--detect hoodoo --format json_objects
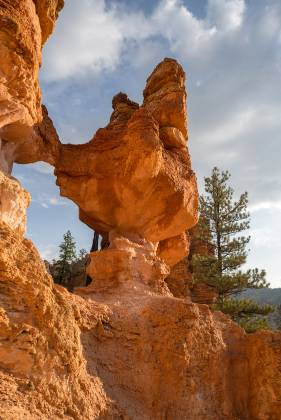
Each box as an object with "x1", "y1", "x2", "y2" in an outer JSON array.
[
  {"x1": 55, "y1": 57, "x2": 198, "y2": 290},
  {"x1": 0, "y1": 1, "x2": 281, "y2": 419}
]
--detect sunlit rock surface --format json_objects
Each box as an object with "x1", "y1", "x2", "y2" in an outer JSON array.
[
  {"x1": 55, "y1": 59, "x2": 198, "y2": 249},
  {"x1": 1, "y1": 223, "x2": 281, "y2": 419},
  {"x1": 0, "y1": 172, "x2": 30, "y2": 235},
  {"x1": 0, "y1": 2, "x2": 281, "y2": 419},
  {"x1": 0, "y1": 0, "x2": 62, "y2": 173}
]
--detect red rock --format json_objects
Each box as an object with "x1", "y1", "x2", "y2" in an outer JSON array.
[
  {"x1": 0, "y1": 3, "x2": 281, "y2": 419},
  {"x1": 0, "y1": 0, "x2": 62, "y2": 174},
  {"x1": 0, "y1": 172, "x2": 30, "y2": 235},
  {"x1": 164, "y1": 256, "x2": 193, "y2": 299},
  {"x1": 143, "y1": 58, "x2": 187, "y2": 138},
  {"x1": 191, "y1": 283, "x2": 218, "y2": 304},
  {"x1": 166, "y1": 222, "x2": 217, "y2": 302},
  {"x1": 1, "y1": 224, "x2": 281, "y2": 419},
  {"x1": 55, "y1": 59, "x2": 198, "y2": 249},
  {"x1": 84, "y1": 231, "x2": 171, "y2": 295},
  {"x1": 157, "y1": 231, "x2": 190, "y2": 267},
  {"x1": 160, "y1": 126, "x2": 187, "y2": 149}
]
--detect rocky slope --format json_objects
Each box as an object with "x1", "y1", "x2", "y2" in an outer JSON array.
[
  {"x1": 1, "y1": 223, "x2": 281, "y2": 419},
  {"x1": 0, "y1": 1, "x2": 281, "y2": 419}
]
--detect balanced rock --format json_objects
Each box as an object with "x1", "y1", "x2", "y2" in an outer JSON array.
[{"x1": 55, "y1": 59, "x2": 198, "y2": 273}]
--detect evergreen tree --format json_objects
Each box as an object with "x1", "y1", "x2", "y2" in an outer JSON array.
[
  {"x1": 213, "y1": 298, "x2": 274, "y2": 333},
  {"x1": 192, "y1": 167, "x2": 273, "y2": 331},
  {"x1": 55, "y1": 230, "x2": 77, "y2": 284},
  {"x1": 79, "y1": 248, "x2": 87, "y2": 260}
]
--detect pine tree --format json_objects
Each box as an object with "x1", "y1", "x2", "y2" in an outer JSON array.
[
  {"x1": 192, "y1": 167, "x2": 273, "y2": 331},
  {"x1": 79, "y1": 248, "x2": 87, "y2": 259},
  {"x1": 213, "y1": 298, "x2": 274, "y2": 333},
  {"x1": 55, "y1": 230, "x2": 77, "y2": 285}
]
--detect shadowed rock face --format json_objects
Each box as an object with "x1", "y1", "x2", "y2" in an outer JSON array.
[{"x1": 55, "y1": 59, "x2": 198, "y2": 246}]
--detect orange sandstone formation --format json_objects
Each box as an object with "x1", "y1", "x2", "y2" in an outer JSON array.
[
  {"x1": 165, "y1": 223, "x2": 218, "y2": 303},
  {"x1": 0, "y1": 2, "x2": 281, "y2": 419},
  {"x1": 0, "y1": 171, "x2": 30, "y2": 235},
  {"x1": 0, "y1": 0, "x2": 61, "y2": 174},
  {"x1": 55, "y1": 58, "x2": 198, "y2": 288},
  {"x1": 55, "y1": 59, "x2": 198, "y2": 250},
  {"x1": 1, "y1": 223, "x2": 281, "y2": 419}
]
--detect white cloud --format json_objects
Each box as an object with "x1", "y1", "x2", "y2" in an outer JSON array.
[
  {"x1": 250, "y1": 227, "x2": 276, "y2": 248},
  {"x1": 249, "y1": 201, "x2": 281, "y2": 213},
  {"x1": 151, "y1": 0, "x2": 217, "y2": 58},
  {"x1": 41, "y1": 0, "x2": 153, "y2": 82},
  {"x1": 39, "y1": 244, "x2": 58, "y2": 261},
  {"x1": 31, "y1": 162, "x2": 54, "y2": 175},
  {"x1": 206, "y1": 0, "x2": 245, "y2": 31},
  {"x1": 42, "y1": 0, "x2": 249, "y2": 81},
  {"x1": 247, "y1": 207, "x2": 281, "y2": 288},
  {"x1": 196, "y1": 107, "x2": 256, "y2": 145},
  {"x1": 257, "y1": 4, "x2": 281, "y2": 39},
  {"x1": 42, "y1": 0, "x2": 122, "y2": 80},
  {"x1": 193, "y1": 103, "x2": 281, "y2": 156}
]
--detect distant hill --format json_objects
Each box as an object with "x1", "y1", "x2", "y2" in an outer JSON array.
[
  {"x1": 238, "y1": 288, "x2": 281, "y2": 330},
  {"x1": 239, "y1": 288, "x2": 281, "y2": 305}
]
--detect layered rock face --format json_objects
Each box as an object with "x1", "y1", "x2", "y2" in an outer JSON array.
[
  {"x1": 1, "y1": 2, "x2": 281, "y2": 419},
  {"x1": 0, "y1": 0, "x2": 61, "y2": 173}
]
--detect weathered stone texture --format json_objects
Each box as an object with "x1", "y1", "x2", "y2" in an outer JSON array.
[
  {"x1": 0, "y1": 0, "x2": 62, "y2": 173},
  {"x1": 55, "y1": 59, "x2": 198, "y2": 249},
  {"x1": 166, "y1": 222, "x2": 218, "y2": 302},
  {"x1": 1, "y1": 224, "x2": 281, "y2": 419},
  {"x1": 0, "y1": 2, "x2": 281, "y2": 419},
  {"x1": 0, "y1": 171, "x2": 30, "y2": 235}
]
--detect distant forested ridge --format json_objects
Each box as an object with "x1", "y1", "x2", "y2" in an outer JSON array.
[
  {"x1": 240, "y1": 288, "x2": 281, "y2": 305},
  {"x1": 239, "y1": 288, "x2": 281, "y2": 329}
]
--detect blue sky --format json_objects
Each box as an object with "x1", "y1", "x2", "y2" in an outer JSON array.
[{"x1": 14, "y1": 0, "x2": 281, "y2": 287}]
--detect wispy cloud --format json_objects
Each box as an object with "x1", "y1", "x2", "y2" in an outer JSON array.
[
  {"x1": 41, "y1": 0, "x2": 154, "y2": 82},
  {"x1": 30, "y1": 162, "x2": 54, "y2": 175},
  {"x1": 249, "y1": 201, "x2": 281, "y2": 213},
  {"x1": 33, "y1": 193, "x2": 69, "y2": 209},
  {"x1": 39, "y1": 244, "x2": 58, "y2": 261},
  {"x1": 41, "y1": 0, "x2": 249, "y2": 82},
  {"x1": 207, "y1": 0, "x2": 245, "y2": 31}
]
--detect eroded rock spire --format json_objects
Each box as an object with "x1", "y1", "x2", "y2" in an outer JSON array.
[{"x1": 55, "y1": 58, "x2": 198, "y2": 289}]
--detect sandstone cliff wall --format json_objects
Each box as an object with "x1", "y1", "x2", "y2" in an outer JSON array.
[{"x1": 0, "y1": 0, "x2": 61, "y2": 174}]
